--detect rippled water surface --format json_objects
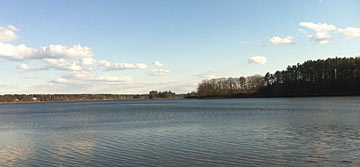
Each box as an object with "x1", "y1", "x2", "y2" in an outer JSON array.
[{"x1": 1, "y1": 97, "x2": 360, "y2": 166}]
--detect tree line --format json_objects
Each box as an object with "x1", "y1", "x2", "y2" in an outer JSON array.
[
  {"x1": 188, "y1": 75, "x2": 264, "y2": 97},
  {"x1": 149, "y1": 91, "x2": 176, "y2": 99},
  {"x1": 0, "y1": 91, "x2": 178, "y2": 103},
  {"x1": 188, "y1": 57, "x2": 360, "y2": 98},
  {"x1": 0, "y1": 94, "x2": 148, "y2": 103}
]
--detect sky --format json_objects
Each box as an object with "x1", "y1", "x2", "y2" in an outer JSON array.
[{"x1": 0, "y1": 0, "x2": 359, "y2": 94}]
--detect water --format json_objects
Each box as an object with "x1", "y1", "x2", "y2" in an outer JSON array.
[{"x1": 0, "y1": 97, "x2": 360, "y2": 166}]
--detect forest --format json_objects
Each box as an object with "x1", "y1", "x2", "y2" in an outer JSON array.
[{"x1": 187, "y1": 57, "x2": 360, "y2": 98}]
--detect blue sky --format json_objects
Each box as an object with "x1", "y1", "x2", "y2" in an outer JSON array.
[{"x1": 0, "y1": 0, "x2": 359, "y2": 94}]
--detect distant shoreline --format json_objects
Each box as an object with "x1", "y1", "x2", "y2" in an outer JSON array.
[
  {"x1": 0, "y1": 98, "x2": 131, "y2": 104},
  {"x1": 1, "y1": 93, "x2": 359, "y2": 104},
  {"x1": 0, "y1": 94, "x2": 185, "y2": 104}
]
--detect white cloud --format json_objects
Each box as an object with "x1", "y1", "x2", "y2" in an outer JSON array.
[
  {"x1": 0, "y1": 26, "x2": 93, "y2": 61},
  {"x1": 0, "y1": 24, "x2": 164, "y2": 95},
  {"x1": 97, "y1": 60, "x2": 112, "y2": 68},
  {"x1": 300, "y1": 22, "x2": 336, "y2": 33},
  {"x1": 38, "y1": 44, "x2": 93, "y2": 59},
  {"x1": 299, "y1": 22, "x2": 336, "y2": 44},
  {"x1": 94, "y1": 76, "x2": 133, "y2": 83},
  {"x1": 153, "y1": 61, "x2": 164, "y2": 67},
  {"x1": 81, "y1": 57, "x2": 97, "y2": 65},
  {"x1": 149, "y1": 69, "x2": 171, "y2": 76},
  {"x1": 52, "y1": 72, "x2": 133, "y2": 85},
  {"x1": 338, "y1": 27, "x2": 360, "y2": 39},
  {"x1": 53, "y1": 78, "x2": 70, "y2": 84},
  {"x1": 0, "y1": 43, "x2": 36, "y2": 60},
  {"x1": 0, "y1": 24, "x2": 147, "y2": 74},
  {"x1": 0, "y1": 43, "x2": 93, "y2": 60},
  {"x1": 0, "y1": 41, "x2": 147, "y2": 72},
  {"x1": 17, "y1": 63, "x2": 47, "y2": 71},
  {"x1": 18, "y1": 57, "x2": 146, "y2": 73},
  {"x1": 269, "y1": 36, "x2": 294, "y2": 45},
  {"x1": 197, "y1": 70, "x2": 220, "y2": 79},
  {"x1": 0, "y1": 25, "x2": 18, "y2": 42},
  {"x1": 0, "y1": 25, "x2": 92, "y2": 61},
  {"x1": 99, "y1": 61, "x2": 147, "y2": 71},
  {"x1": 44, "y1": 58, "x2": 94, "y2": 71},
  {"x1": 10, "y1": 53, "x2": 146, "y2": 72},
  {"x1": 114, "y1": 63, "x2": 147, "y2": 70},
  {"x1": 248, "y1": 56, "x2": 267, "y2": 64}
]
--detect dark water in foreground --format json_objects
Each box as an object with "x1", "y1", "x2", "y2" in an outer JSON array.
[{"x1": 0, "y1": 97, "x2": 360, "y2": 167}]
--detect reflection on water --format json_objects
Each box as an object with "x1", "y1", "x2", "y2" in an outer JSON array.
[
  {"x1": 0, "y1": 97, "x2": 360, "y2": 166},
  {"x1": 35, "y1": 131, "x2": 96, "y2": 166},
  {"x1": 0, "y1": 132, "x2": 35, "y2": 166}
]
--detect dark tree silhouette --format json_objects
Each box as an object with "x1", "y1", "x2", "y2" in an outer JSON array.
[
  {"x1": 189, "y1": 57, "x2": 360, "y2": 98},
  {"x1": 259, "y1": 57, "x2": 360, "y2": 96},
  {"x1": 149, "y1": 91, "x2": 176, "y2": 99}
]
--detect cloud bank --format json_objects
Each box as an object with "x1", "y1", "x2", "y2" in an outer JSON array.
[
  {"x1": 0, "y1": 25, "x2": 150, "y2": 74},
  {"x1": 0, "y1": 24, "x2": 168, "y2": 94}
]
